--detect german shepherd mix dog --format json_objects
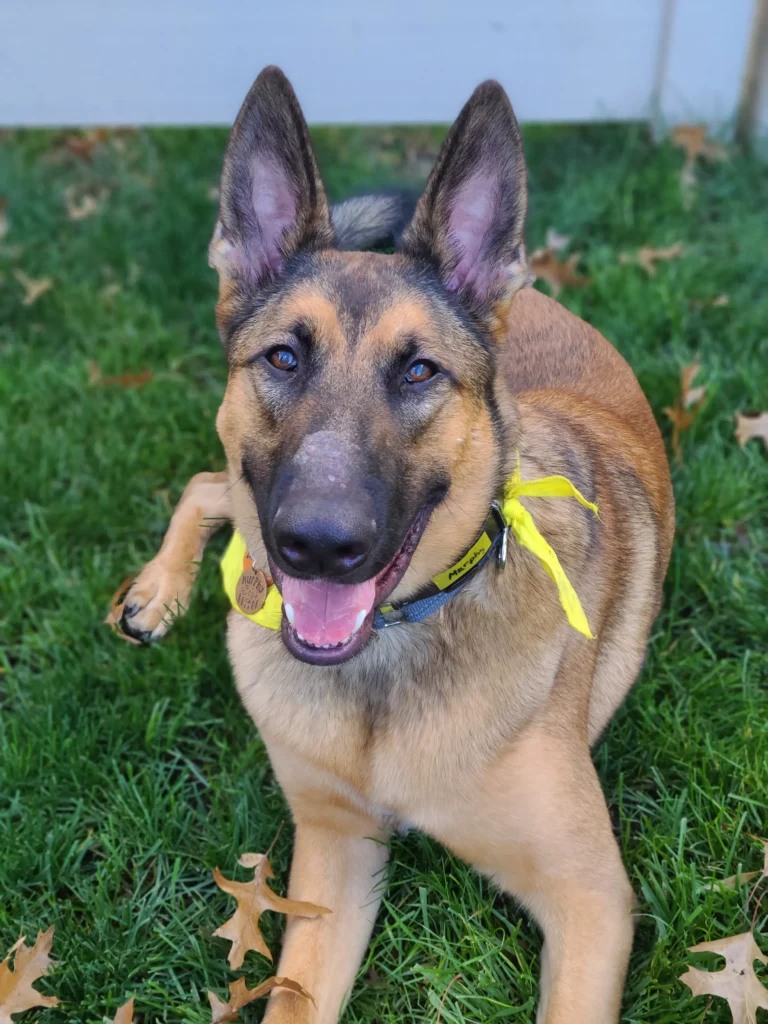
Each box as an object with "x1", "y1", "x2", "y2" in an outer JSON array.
[{"x1": 121, "y1": 67, "x2": 674, "y2": 1023}]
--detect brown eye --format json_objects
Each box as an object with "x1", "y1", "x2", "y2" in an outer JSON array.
[
  {"x1": 267, "y1": 346, "x2": 298, "y2": 372},
  {"x1": 404, "y1": 360, "x2": 437, "y2": 384}
]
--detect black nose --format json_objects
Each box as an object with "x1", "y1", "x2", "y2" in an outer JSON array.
[{"x1": 273, "y1": 499, "x2": 375, "y2": 578}]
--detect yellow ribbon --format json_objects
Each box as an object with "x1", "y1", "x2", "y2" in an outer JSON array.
[
  {"x1": 221, "y1": 455, "x2": 598, "y2": 638},
  {"x1": 500, "y1": 457, "x2": 598, "y2": 638}
]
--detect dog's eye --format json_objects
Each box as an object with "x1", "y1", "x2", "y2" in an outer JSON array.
[
  {"x1": 266, "y1": 346, "x2": 298, "y2": 372},
  {"x1": 404, "y1": 360, "x2": 437, "y2": 384}
]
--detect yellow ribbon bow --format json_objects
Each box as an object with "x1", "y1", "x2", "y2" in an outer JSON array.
[
  {"x1": 221, "y1": 456, "x2": 598, "y2": 638},
  {"x1": 500, "y1": 456, "x2": 598, "y2": 638}
]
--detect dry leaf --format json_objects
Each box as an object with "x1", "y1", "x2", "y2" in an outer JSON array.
[
  {"x1": 207, "y1": 185, "x2": 220, "y2": 201},
  {"x1": 0, "y1": 197, "x2": 8, "y2": 240},
  {"x1": 663, "y1": 361, "x2": 708, "y2": 461},
  {"x1": 680, "y1": 931, "x2": 768, "y2": 1024},
  {"x1": 88, "y1": 360, "x2": 153, "y2": 388},
  {"x1": 735, "y1": 413, "x2": 768, "y2": 451},
  {"x1": 672, "y1": 124, "x2": 728, "y2": 163},
  {"x1": 105, "y1": 574, "x2": 141, "y2": 645},
  {"x1": 530, "y1": 248, "x2": 589, "y2": 296},
  {"x1": 13, "y1": 269, "x2": 53, "y2": 306},
  {"x1": 100, "y1": 282, "x2": 122, "y2": 300},
  {"x1": 64, "y1": 128, "x2": 110, "y2": 160},
  {"x1": 620, "y1": 243, "x2": 684, "y2": 276},
  {"x1": 65, "y1": 190, "x2": 100, "y2": 221},
  {"x1": 111, "y1": 996, "x2": 135, "y2": 1023},
  {"x1": 208, "y1": 976, "x2": 314, "y2": 1024},
  {"x1": 213, "y1": 853, "x2": 331, "y2": 969},
  {"x1": 713, "y1": 870, "x2": 762, "y2": 891},
  {"x1": 0, "y1": 927, "x2": 60, "y2": 1024}
]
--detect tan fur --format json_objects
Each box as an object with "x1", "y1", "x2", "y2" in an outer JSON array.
[{"x1": 125, "y1": 282, "x2": 673, "y2": 1024}]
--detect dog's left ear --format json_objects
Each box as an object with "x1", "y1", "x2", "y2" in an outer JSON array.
[
  {"x1": 210, "y1": 66, "x2": 333, "y2": 289},
  {"x1": 401, "y1": 81, "x2": 529, "y2": 322}
]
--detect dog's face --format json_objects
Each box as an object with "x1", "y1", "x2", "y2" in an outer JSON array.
[{"x1": 212, "y1": 68, "x2": 528, "y2": 665}]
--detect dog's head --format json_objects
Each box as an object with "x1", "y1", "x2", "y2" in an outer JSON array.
[{"x1": 213, "y1": 67, "x2": 528, "y2": 665}]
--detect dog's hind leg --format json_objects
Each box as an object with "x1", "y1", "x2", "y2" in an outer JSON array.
[
  {"x1": 440, "y1": 721, "x2": 634, "y2": 1024},
  {"x1": 121, "y1": 470, "x2": 231, "y2": 641},
  {"x1": 262, "y1": 748, "x2": 390, "y2": 1024}
]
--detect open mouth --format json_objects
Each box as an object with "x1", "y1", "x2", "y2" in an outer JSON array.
[{"x1": 270, "y1": 505, "x2": 433, "y2": 666}]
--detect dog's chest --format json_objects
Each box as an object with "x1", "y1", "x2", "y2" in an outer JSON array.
[{"x1": 227, "y1": 610, "x2": 558, "y2": 826}]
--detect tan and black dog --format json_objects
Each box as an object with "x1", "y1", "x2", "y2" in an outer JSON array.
[{"x1": 120, "y1": 67, "x2": 674, "y2": 1023}]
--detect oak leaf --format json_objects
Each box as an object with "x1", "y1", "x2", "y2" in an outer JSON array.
[
  {"x1": 208, "y1": 976, "x2": 314, "y2": 1024},
  {"x1": 530, "y1": 247, "x2": 589, "y2": 296},
  {"x1": 735, "y1": 413, "x2": 768, "y2": 451},
  {"x1": 680, "y1": 931, "x2": 768, "y2": 1024},
  {"x1": 672, "y1": 124, "x2": 728, "y2": 163},
  {"x1": 64, "y1": 128, "x2": 110, "y2": 160},
  {"x1": 0, "y1": 927, "x2": 60, "y2": 1024},
  {"x1": 213, "y1": 853, "x2": 331, "y2": 969},
  {"x1": 663, "y1": 361, "x2": 707, "y2": 461},
  {"x1": 620, "y1": 243, "x2": 684, "y2": 275},
  {"x1": 111, "y1": 996, "x2": 135, "y2": 1023},
  {"x1": 88, "y1": 360, "x2": 153, "y2": 388},
  {"x1": 13, "y1": 269, "x2": 53, "y2": 306}
]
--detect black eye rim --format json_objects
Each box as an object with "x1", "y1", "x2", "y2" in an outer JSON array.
[{"x1": 403, "y1": 358, "x2": 440, "y2": 385}]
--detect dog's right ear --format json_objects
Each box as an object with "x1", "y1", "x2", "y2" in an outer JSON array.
[{"x1": 210, "y1": 66, "x2": 333, "y2": 289}]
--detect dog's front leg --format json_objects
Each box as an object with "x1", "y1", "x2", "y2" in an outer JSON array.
[
  {"x1": 121, "y1": 470, "x2": 231, "y2": 640},
  {"x1": 263, "y1": 750, "x2": 390, "y2": 1024},
  {"x1": 442, "y1": 721, "x2": 634, "y2": 1024}
]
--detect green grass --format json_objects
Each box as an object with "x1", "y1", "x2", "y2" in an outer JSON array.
[{"x1": 1, "y1": 121, "x2": 767, "y2": 1024}]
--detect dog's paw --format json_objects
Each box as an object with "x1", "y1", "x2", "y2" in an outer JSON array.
[{"x1": 120, "y1": 558, "x2": 197, "y2": 642}]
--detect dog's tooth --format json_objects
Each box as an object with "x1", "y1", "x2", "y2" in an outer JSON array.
[
  {"x1": 321, "y1": 644, "x2": 330, "y2": 649},
  {"x1": 297, "y1": 632, "x2": 306, "y2": 642},
  {"x1": 284, "y1": 603, "x2": 295, "y2": 626},
  {"x1": 354, "y1": 609, "x2": 367, "y2": 632}
]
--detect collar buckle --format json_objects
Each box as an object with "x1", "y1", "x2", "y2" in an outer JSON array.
[{"x1": 490, "y1": 501, "x2": 509, "y2": 569}]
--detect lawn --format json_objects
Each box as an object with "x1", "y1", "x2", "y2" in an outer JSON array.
[{"x1": 0, "y1": 119, "x2": 767, "y2": 1024}]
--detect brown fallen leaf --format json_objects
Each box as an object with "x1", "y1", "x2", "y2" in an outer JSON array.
[
  {"x1": 88, "y1": 360, "x2": 153, "y2": 388},
  {"x1": 111, "y1": 996, "x2": 135, "y2": 1023},
  {"x1": 105, "y1": 574, "x2": 141, "y2": 645},
  {"x1": 208, "y1": 976, "x2": 314, "y2": 1024},
  {"x1": 213, "y1": 853, "x2": 331, "y2": 969},
  {"x1": 100, "y1": 282, "x2": 123, "y2": 300},
  {"x1": 0, "y1": 927, "x2": 60, "y2": 1024},
  {"x1": 13, "y1": 269, "x2": 53, "y2": 306},
  {"x1": 663, "y1": 361, "x2": 708, "y2": 461},
  {"x1": 680, "y1": 931, "x2": 768, "y2": 1024},
  {"x1": 735, "y1": 413, "x2": 768, "y2": 451},
  {"x1": 672, "y1": 125, "x2": 728, "y2": 206},
  {"x1": 64, "y1": 128, "x2": 110, "y2": 160},
  {"x1": 529, "y1": 248, "x2": 589, "y2": 296},
  {"x1": 0, "y1": 197, "x2": 8, "y2": 240},
  {"x1": 672, "y1": 124, "x2": 728, "y2": 163},
  {"x1": 65, "y1": 188, "x2": 101, "y2": 221},
  {"x1": 208, "y1": 185, "x2": 220, "y2": 201},
  {"x1": 712, "y1": 870, "x2": 762, "y2": 891},
  {"x1": 620, "y1": 243, "x2": 685, "y2": 276}
]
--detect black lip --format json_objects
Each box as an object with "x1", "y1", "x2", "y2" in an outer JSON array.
[{"x1": 271, "y1": 503, "x2": 435, "y2": 666}]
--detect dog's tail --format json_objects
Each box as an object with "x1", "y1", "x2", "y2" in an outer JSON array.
[{"x1": 330, "y1": 192, "x2": 417, "y2": 251}]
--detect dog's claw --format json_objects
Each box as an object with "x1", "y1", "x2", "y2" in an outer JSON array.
[{"x1": 118, "y1": 557, "x2": 196, "y2": 642}]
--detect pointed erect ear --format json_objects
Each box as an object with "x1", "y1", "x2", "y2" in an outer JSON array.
[
  {"x1": 401, "y1": 81, "x2": 529, "y2": 320},
  {"x1": 210, "y1": 66, "x2": 333, "y2": 287}
]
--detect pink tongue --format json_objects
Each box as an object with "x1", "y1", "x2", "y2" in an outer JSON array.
[{"x1": 280, "y1": 576, "x2": 377, "y2": 646}]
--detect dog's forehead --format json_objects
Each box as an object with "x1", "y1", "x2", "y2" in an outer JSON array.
[{"x1": 282, "y1": 251, "x2": 440, "y2": 345}]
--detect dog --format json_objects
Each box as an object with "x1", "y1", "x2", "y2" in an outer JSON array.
[{"x1": 119, "y1": 67, "x2": 674, "y2": 1023}]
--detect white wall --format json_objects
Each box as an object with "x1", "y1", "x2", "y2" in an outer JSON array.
[{"x1": 0, "y1": 0, "x2": 761, "y2": 131}]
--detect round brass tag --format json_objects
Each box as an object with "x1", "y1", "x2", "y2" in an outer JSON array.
[{"x1": 236, "y1": 568, "x2": 268, "y2": 615}]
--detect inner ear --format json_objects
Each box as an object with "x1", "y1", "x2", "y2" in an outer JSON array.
[
  {"x1": 210, "y1": 66, "x2": 333, "y2": 287},
  {"x1": 401, "y1": 80, "x2": 529, "y2": 317}
]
